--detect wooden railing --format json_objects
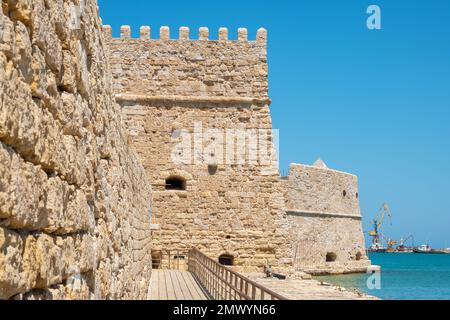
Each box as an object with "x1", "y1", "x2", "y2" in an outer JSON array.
[{"x1": 188, "y1": 248, "x2": 287, "y2": 300}]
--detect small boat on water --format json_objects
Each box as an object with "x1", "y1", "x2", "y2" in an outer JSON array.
[
  {"x1": 367, "y1": 244, "x2": 387, "y2": 253},
  {"x1": 413, "y1": 244, "x2": 432, "y2": 253},
  {"x1": 397, "y1": 245, "x2": 414, "y2": 253}
]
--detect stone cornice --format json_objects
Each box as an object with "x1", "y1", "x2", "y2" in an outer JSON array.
[
  {"x1": 115, "y1": 94, "x2": 271, "y2": 106},
  {"x1": 286, "y1": 210, "x2": 362, "y2": 220}
]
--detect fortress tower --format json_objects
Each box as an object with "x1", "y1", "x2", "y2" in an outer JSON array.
[{"x1": 104, "y1": 26, "x2": 293, "y2": 273}]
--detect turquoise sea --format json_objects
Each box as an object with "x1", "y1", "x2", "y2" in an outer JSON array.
[{"x1": 316, "y1": 253, "x2": 450, "y2": 300}]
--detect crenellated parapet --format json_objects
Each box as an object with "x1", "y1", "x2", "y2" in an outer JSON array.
[
  {"x1": 102, "y1": 25, "x2": 267, "y2": 43},
  {"x1": 104, "y1": 25, "x2": 269, "y2": 100}
]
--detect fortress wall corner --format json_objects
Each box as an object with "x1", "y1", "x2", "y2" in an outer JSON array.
[{"x1": 284, "y1": 163, "x2": 370, "y2": 275}]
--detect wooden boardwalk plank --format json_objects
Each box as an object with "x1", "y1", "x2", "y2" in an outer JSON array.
[
  {"x1": 148, "y1": 270, "x2": 209, "y2": 300},
  {"x1": 179, "y1": 271, "x2": 201, "y2": 300},
  {"x1": 149, "y1": 270, "x2": 159, "y2": 300},
  {"x1": 170, "y1": 270, "x2": 185, "y2": 300},
  {"x1": 175, "y1": 270, "x2": 195, "y2": 300},
  {"x1": 165, "y1": 270, "x2": 177, "y2": 300},
  {"x1": 159, "y1": 269, "x2": 168, "y2": 300},
  {"x1": 183, "y1": 272, "x2": 208, "y2": 300}
]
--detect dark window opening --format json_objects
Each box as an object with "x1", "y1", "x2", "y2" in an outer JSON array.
[
  {"x1": 343, "y1": 190, "x2": 347, "y2": 197},
  {"x1": 356, "y1": 192, "x2": 359, "y2": 199},
  {"x1": 165, "y1": 176, "x2": 186, "y2": 191},
  {"x1": 326, "y1": 252, "x2": 337, "y2": 262},
  {"x1": 356, "y1": 252, "x2": 362, "y2": 261},
  {"x1": 174, "y1": 255, "x2": 185, "y2": 260},
  {"x1": 208, "y1": 164, "x2": 218, "y2": 175},
  {"x1": 219, "y1": 254, "x2": 234, "y2": 266},
  {"x1": 226, "y1": 235, "x2": 231, "y2": 239},
  {"x1": 152, "y1": 251, "x2": 162, "y2": 269}
]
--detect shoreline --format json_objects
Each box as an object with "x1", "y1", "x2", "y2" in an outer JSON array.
[{"x1": 243, "y1": 273, "x2": 379, "y2": 300}]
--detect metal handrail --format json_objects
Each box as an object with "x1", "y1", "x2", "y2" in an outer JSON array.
[{"x1": 188, "y1": 248, "x2": 287, "y2": 300}]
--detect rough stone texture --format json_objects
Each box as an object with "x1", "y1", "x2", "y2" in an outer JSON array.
[
  {"x1": 107, "y1": 28, "x2": 293, "y2": 273},
  {"x1": 0, "y1": 0, "x2": 152, "y2": 300},
  {"x1": 284, "y1": 163, "x2": 370, "y2": 274},
  {"x1": 121, "y1": 102, "x2": 292, "y2": 273},
  {"x1": 106, "y1": 27, "x2": 268, "y2": 99}
]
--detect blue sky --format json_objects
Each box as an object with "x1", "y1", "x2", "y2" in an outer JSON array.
[{"x1": 99, "y1": 0, "x2": 450, "y2": 248}]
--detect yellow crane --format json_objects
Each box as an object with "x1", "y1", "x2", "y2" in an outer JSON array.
[{"x1": 369, "y1": 203, "x2": 393, "y2": 251}]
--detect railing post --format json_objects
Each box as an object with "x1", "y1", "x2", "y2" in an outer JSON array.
[
  {"x1": 234, "y1": 274, "x2": 238, "y2": 299},
  {"x1": 220, "y1": 268, "x2": 225, "y2": 300},
  {"x1": 215, "y1": 263, "x2": 219, "y2": 299},
  {"x1": 227, "y1": 271, "x2": 233, "y2": 300},
  {"x1": 240, "y1": 278, "x2": 244, "y2": 298},
  {"x1": 228, "y1": 271, "x2": 232, "y2": 300},
  {"x1": 168, "y1": 252, "x2": 171, "y2": 270}
]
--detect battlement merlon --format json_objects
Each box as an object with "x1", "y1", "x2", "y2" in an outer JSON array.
[{"x1": 103, "y1": 25, "x2": 269, "y2": 101}]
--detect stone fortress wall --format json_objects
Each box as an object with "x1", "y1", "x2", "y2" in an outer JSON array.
[
  {"x1": 0, "y1": 0, "x2": 152, "y2": 299},
  {"x1": 283, "y1": 161, "x2": 370, "y2": 274},
  {"x1": 106, "y1": 25, "x2": 370, "y2": 275},
  {"x1": 106, "y1": 26, "x2": 294, "y2": 273}
]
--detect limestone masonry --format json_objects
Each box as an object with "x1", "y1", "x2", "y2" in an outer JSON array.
[
  {"x1": 1, "y1": 0, "x2": 370, "y2": 300},
  {"x1": 0, "y1": 0, "x2": 152, "y2": 299},
  {"x1": 284, "y1": 161, "x2": 369, "y2": 274}
]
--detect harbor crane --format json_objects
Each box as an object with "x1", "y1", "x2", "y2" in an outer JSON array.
[{"x1": 368, "y1": 203, "x2": 393, "y2": 251}]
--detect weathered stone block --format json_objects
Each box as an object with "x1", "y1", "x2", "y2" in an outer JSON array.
[{"x1": 0, "y1": 227, "x2": 37, "y2": 299}]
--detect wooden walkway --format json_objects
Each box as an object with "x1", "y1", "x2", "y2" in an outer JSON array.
[{"x1": 148, "y1": 270, "x2": 210, "y2": 300}]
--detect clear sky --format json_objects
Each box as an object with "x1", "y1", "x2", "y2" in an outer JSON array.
[{"x1": 99, "y1": 0, "x2": 450, "y2": 248}]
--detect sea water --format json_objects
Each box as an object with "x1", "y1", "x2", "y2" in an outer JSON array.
[{"x1": 315, "y1": 253, "x2": 450, "y2": 300}]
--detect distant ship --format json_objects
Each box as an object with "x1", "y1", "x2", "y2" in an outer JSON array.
[
  {"x1": 413, "y1": 244, "x2": 432, "y2": 253},
  {"x1": 396, "y1": 244, "x2": 414, "y2": 253},
  {"x1": 368, "y1": 243, "x2": 387, "y2": 253}
]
